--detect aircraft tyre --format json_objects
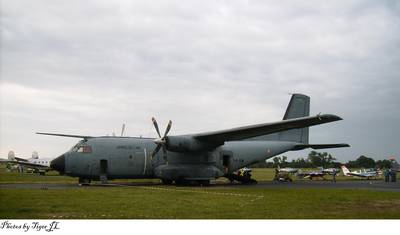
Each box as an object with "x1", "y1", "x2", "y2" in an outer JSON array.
[
  {"x1": 78, "y1": 177, "x2": 91, "y2": 186},
  {"x1": 175, "y1": 178, "x2": 190, "y2": 186}
]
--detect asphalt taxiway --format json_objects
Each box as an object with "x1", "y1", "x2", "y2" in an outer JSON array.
[{"x1": 1, "y1": 180, "x2": 400, "y2": 192}]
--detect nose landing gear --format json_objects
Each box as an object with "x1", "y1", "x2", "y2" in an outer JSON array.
[{"x1": 78, "y1": 177, "x2": 91, "y2": 186}]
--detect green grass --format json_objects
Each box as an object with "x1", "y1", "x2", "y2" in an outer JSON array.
[
  {"x1": 1, "y1": 165, "x2": 400, "y2": 219},
  {"x1": 0, "y1": 171, "x2": 76, "y2": 183},
  {"x1": 1, "y1": 186, "x2": 400, "y2": 219}
]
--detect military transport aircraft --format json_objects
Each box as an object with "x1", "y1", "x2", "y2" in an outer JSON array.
[{"x1": 38, "y1": 94, "x2": 349, "y2": 185}]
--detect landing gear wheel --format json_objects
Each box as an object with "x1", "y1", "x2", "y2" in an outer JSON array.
[
  {"x1": 175, "y1": 178, "x2": 189, "y2": 186},
  {"x1": 78, "y1": 177, "x2": 91, "y2": 186}
]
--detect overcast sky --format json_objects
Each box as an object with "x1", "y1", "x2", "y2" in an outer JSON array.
[{"x1": 1, "y1": 0, "x2": 399, "y2": 162}]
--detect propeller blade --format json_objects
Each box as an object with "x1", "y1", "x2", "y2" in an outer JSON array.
[
  {"x1": 151, "y1": 117, "x2": 162, "y2": 138},
  {"x1": 162, "y1": 146, "x2": 167, "y2": 162},
  {"x1": 151, "y1": 144, "x2": 162, "y2": 158},
  {"x1": 164, "y1": 120, "x2": 172, "y2": 137}
]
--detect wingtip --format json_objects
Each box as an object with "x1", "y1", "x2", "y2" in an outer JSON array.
[{"x1": 320, "y1": 114, "x2": 343, "y2": 121}]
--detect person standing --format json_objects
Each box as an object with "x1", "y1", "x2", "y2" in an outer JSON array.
[
  {"x1": 384, "y1": 169, "x2": 390, "y2": 182},
  {"x1": 390, "y1": 169, "x2": 397, "y2": 182},
  {"x1": 332, "y1": 169, "x2": 337, "y2": 183}
]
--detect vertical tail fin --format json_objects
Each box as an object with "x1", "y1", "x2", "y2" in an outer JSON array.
[
  {"x1": 8, "y1": 151, "x2": 15, "y2": 161},
  {"x1": 278, "y1": 94, "x2": 310, "y2": 144},
  {"x1": 32, "y1": 151, "x2": 39, "y2": 159},
  {"x1": 341, "y1": 165, "x2": 351, "y2": 176},
  {"x1": 246, "y1": 93, "x2": 310, "y2": 142}
]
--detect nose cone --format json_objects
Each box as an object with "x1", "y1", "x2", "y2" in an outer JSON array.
[{"x1": 51, "y1": 154, "x2": 65, "y2": 173}]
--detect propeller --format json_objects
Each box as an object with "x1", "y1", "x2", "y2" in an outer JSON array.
[{"x1": 150, "y1": 117, "x2": 172, "y2": 160}]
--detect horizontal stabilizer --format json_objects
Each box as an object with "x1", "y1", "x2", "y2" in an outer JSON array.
[
  {"x1": 293, "y1": 143, "x2": 350, "y2": 150},
  {"x1": 36, "y1": 132, "x2": 93, "y2": 139}
]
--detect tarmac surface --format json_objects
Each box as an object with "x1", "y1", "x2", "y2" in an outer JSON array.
[{"x1": 1, "y1": 180, "x2": 400, "y2": 192}]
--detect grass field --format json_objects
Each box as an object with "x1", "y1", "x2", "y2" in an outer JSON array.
[
  {"x1": 2, "y1": 186, "x2": 400, "y2": 219},
  {"x1": 1, "y1": 166, "x2": 400, "y2": 219}
]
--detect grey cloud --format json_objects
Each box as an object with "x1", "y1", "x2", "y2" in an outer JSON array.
[{"x1": 1, "y1": 0, "x2": 399, "y2": 161}]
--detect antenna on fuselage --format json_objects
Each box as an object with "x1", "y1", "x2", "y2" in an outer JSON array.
[{"x1": 121, "y1": 123, "x2": 126, "y2": 137}]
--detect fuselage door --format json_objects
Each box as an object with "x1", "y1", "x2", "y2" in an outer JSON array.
[
  {"x1": 221, "y1": 151, "x2": 233, "y2": 174},
  {"x1": 99, "y1": 159, "x2": 108, "y2": 183},
  {"x1": 133, "y1": 150, "x2": 145, "y2": 176}
]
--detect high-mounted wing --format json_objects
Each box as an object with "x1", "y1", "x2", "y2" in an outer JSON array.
[
  {"x1": 193, "y1": 114, "x2": 342, "y2": 144},
  {"x1": 36, "y1": 132, "x2": 93, "y2": 139},
  {"x1": 14, "y1": 157, "x2": 29, "y2": 162}
]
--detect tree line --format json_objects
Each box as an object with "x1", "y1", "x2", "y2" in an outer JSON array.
[{"x1": 251, "y1": 150, "x2": 392, "y2": 169}]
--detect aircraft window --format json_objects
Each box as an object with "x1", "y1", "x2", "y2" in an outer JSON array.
[
  {"x1": 73, "y1": 144, "x2": 92, "y2": 153},
  {"x1": 70, "y1": 140, "x2": 85, "y2": 152},
  {"x1": 83, "y1": 146, "x2": 92, "y2": 153}
]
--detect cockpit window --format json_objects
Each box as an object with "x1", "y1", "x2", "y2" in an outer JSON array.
[
  {"x1": 83, "y1": 146, "x2": 92, "y2": 153},
  {"x1": 70, "y1": 140, "x2": 85, "y2": 152},
  {"x1": 75, "y1": 146, "x2": 92, "y2": 153},
  {"x1": 71, "y1": 141, "x2": 92, "y2": 153}
]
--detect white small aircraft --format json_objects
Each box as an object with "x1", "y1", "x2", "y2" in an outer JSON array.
[
  {"x1": 341, "y1": 165, "x2": 378, "y2": 179},
  {"x1": 2, "y1": 151, "x2": 52, "y2": 175},
  {"x1": 277, "y1": 165, "x2": 298, "y2": 174},
  {"x1": 320, "y1": 167, "x2": 340, "y2": 175}
]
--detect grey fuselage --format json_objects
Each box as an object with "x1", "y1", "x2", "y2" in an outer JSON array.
[{"x1": 57, "y1": 136, "x2": 297, "y2": 181}]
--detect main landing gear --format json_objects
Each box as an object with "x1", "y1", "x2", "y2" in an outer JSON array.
[{"x1": 78, "y1": 177, "x2": 91, "y2": 186}]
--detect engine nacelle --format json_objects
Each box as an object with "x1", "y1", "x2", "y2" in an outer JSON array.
[{"x1": 165, "y1": 136, "x2": 216, "y2": 152}]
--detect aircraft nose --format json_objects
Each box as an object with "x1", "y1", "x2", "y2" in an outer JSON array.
[{"x1": 50, "y1": 154, "x2": 65, "y2": 173}]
